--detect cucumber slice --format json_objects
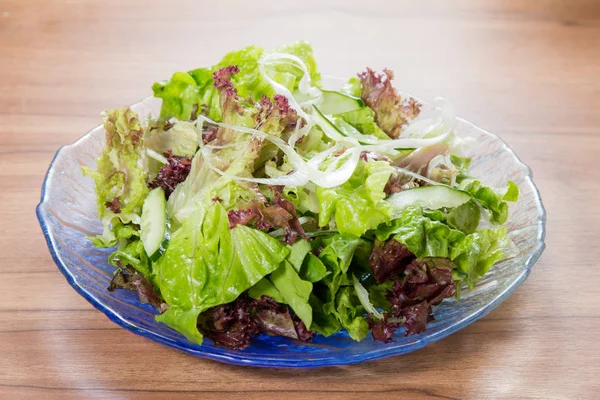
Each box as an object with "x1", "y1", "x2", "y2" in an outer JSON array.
[
  {"x1": 140, "y1": 187, "x2": 170, "y2": 262},
  {"x1": 319, "y1": 90, "x2": 364, "y2": 115},
  {"x1": 312, "y1": 105, "x2": 346, "y2": 141},
  {"x1": 387, "y1": 185, "x2": 471, "y2": 213},
  {"x1": 312, "y1": 105, "x2": 381, "y2": 145}
]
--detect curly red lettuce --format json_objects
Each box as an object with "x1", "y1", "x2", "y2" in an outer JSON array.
[
  {"x1": 108, "y1": 265, "x2": 167, "y2": 313},
  {"x1": 227, "y1": 186, "x2": 307, "y2": 245},
  {"x1": 148, "y1": 150, "x2": 192, "y2": 198},
  {"x1": 367, "y1": 240, "x2": 457, "y2": 341},
  {"x1": 358, "y1": 68, "x2": 422, "y2": 139},
  {"x1": 197, "y1": 294, "x2": 314, "y2": 350},
  {"x1": 368, "y1": 240, "x2": 415, "y2": 284}
]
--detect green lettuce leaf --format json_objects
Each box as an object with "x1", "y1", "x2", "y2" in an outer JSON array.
[
  {"x1": 82, "y1": 107, "x2": 148, "y2": 247},
  {"x1": 154, "y1": 202, "x2": 289, "y2": 343},
  {"x1": 152, "y1": 72, "x2": 208, "y2": 121},
  {"x1": 457, "y1": 179, "x2": 519, "y2": 225},
  {"x1": 309, "y1": 294, "x2": 341, "y2": 336},
  {"x1": 280, "y1": 186, "x2": 320, "y2": 214},
  {"x1": 144, "y1": 121, "x2": 199, "y2": 158},
  {"x1": 317, "y1": 160, "x2": 393, "y2": 236},
  {"x1": 287, "y1": 239, "x2": 312, "y2": 273},
  {"x1": 444, "y1": 200, "x2": 481, "y2": 234},
  {"x1": 248, "y1": 254, "x2": 316, "y2": 327},
  {"x1": 332, "y1": 286, "x2": 369, "y2": 341},
  {"x1": 336, "y1": 107, "x2": 390, "y2": 140},
  {"x1": 153, "y1": 41, "x2": 321, "y2": 122},
  {"x1": 341, "y1": 77, "x2": 363, "y2": 98},
  {"x1": 248, "y1": 278, "x2": 284, "y2": 303},
  {"x1": 311, "y1": 235, "x2": 371, "y2": 339},
  {"x1": 368, "y1": 281, "x2": 393, "y2": 310},
  {"x1": 352, "y1": 275, "x2": 383, "y2": 319},
  {"x1": 107, "y1": 239, "x2": 151, "y2": 277},
  {"x1": 270, "y1": 261, "x2": 313, "y2": 327},
  {"x1": 375, "y1": 206, "x2": 465, "y2": 258},
  {"x1": 300, "y1": 254, "x2": 329, "y2": 283},
  {"x1": 422, "y1": 200, "x2": 481, "y2": 235},
  {"x1": 451, "y1": 227, "x2": 514, "y2": 288},
  {"x1": 274, "y1": 41, "x2": 321, "y2": 87}
]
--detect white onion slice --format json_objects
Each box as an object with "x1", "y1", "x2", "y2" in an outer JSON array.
[
  {"x1": 391, "y1": 165, "x2": 444, "y2": 187},
  {"x1": 146, "y1": 148, "x2": 168, "y2": 164}
]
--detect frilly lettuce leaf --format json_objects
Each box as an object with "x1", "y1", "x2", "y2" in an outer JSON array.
[
  {"x1": 376, "y1": 207, "x2": 514, "y2": 288},
  {"x1": 154, "y1": 202, "x2": 289, "y2": 343},
  {"x1": 358, "y1": 68, "x2": 422, "y2": 139},
  {"x1": 332, "y1": 286, "x2": 369, "y2": 341},
  {"x1": 83, "y1": 107, "x2": 147, "y2": 220},
  {"x1": 317, "y1": 160, "x2": 393, "y2": 237},
  {"x1": 336, "y1": 107, "x2": 390, "y2": 140},
  {"x1": 341, "y1": 77, "x2": 362, "y2": 98},
  {"x1": 82, "y1": 107, "x2": 148, "y2": 247},
  {"x1": 107, "y1": 239, "x2": 150, "y2": 277},
  {"x1": 451, "y1": 227, "x2": 514, "y2": 288},
  {"x1": 451, "y1": 155, "x2": 519, "y2": 225},
  {"x1": 457, "y1": 179, "x2": 519, "y2": 225},
  {"x1": 375, "y1": 206, "x2": 465, "y2": 258},
  {"x1": 152, "y1": 41, "x2": 321, "y2": 122},
  {"x1": 144, "y1": 121, "x2": 199, "y2": 158},
  {"x1": 272, "y1": 40, "x2": 321, "y2": 87}
]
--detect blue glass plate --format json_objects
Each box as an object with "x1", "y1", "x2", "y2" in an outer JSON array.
[{"x1": 36, "y1": 95, "x2": 546, "y2": 368}]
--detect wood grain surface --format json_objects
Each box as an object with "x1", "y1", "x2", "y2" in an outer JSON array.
[{"x1": 1, "y1": 0, "x2": 599, "y2": 399}]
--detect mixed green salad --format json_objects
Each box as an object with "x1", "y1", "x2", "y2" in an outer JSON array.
[{"x1": 83, "y1": 41, "x2": 518, "y2": 349}]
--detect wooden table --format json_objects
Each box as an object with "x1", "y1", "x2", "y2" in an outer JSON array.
[{"x1": 1, "y1": 0, "x2": 598, "y2": 398}]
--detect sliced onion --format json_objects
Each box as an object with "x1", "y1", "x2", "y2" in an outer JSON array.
[
  {"x1": 390, "y1": 165, "x2": 444, "y2": 187},
  {"x1": 146, "y1": 148, "x2": 168, "y2": 164},
  {"x1": 307, "y1": 145, "x2": 341, "y2": 167},
  {"x1": 258, "y1": 53, "x2": 317, "y2": 121},
  {"x1": 202, "y1": 145, "x2": 309, "y2": 187},
  {"x1": 309, "y1": 147, "x2": 361, "y2": 188},
  {"x1": 261, "y1": 52, "x2": 320, "y2": 97}
]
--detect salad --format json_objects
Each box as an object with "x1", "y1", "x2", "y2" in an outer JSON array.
[{"x1": 83, "y1": 41, "x2": 518, "y2": 350}]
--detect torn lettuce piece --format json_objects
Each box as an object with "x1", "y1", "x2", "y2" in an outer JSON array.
[
  {"x1": 300, "y1": 254, "x2": 329, "y2": 283},
  {"x1": 317, "y1": 159, "x2": 393, "y2": 237},
  {"x1": 153, "y1": 41, "x2": 321, "y2": 122},
  {"x1": 154, "y1": 202, "x2": 289, "y2": 343},
  {"x1": 332, "y1": 286, "x2": 369, "y2": 341},
  {"x1": 336, "y1": 107, "x2": 390, "y2": 140},
  {"x1": 107, "y1": 239, "x2": 151, "y2": 277},
  {"x1": 82, "y1": 107, "x2": 148, "y2": 247},
  {"x1": 341, "y1": 77, "x2": 363, "y2": 98},
  {"x1": 248, "y1": 278, "x2": 285, "y2": 303},
  {"x1": 457, "y1": 179, "x2": 519, "y2": 225},
  {"x1": 270, "y1": 261, "x2": 313, "y2": 328},
  {"x1": 357, "y1": 68, "x2": 421, "y2": 138},
  {"x1": 375, "y1": 206, "x2": 465, "y2": 259},
  {"x1": 144, "y1": 121, "x2": 199, "y2": 158},
  {"x1": 451, "y1": 227, "x2": 514, "y2": 288}
]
